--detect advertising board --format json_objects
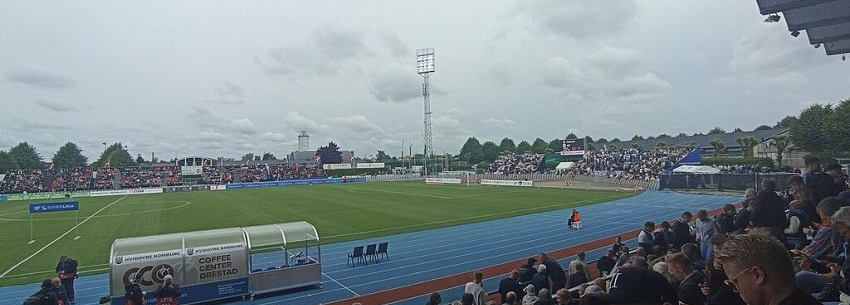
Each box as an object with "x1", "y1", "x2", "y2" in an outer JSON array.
[
  {"x1": 355, "y1": 163, "x2": 385, "y2": 169},
  {"x1": 480, "y1": 179, "x2": 533, "y2": 187},
  {"x1": 425, "y1": 177, "x2": 462, "y2": 184},
  {"x1": 323, "y1": 163, "x2": 353, "y2": 170},
  {"x1": 29, "y1": 201, "x2": 78, "y2": 213},
  {"x1": 91, "y1": 188, "x2": 163, "y2": 197}
]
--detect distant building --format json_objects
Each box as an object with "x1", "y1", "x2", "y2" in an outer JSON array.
[{"x1": 297, "y1": 131, "x2": 310, "y2": 152}]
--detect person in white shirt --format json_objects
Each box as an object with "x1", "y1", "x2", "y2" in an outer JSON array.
[{"x1": 463, "y1": 271, "x2": 486, "y2": 305}]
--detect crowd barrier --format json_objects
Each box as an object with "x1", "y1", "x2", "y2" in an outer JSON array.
[
  {"x1": 479, "y1": 179, "x2": 533, "y2": 187},
  {"x1": 225, "y1": 177, "x2": 366, "y2": 190},
  {"x1": 425, "y1": 177, "x2": 462, "y2": 184},
  {"x1": 4, "y1": 190, "x2": 91, "y2": 202}
]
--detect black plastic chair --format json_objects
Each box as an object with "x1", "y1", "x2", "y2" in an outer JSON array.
[
  {"x1": 348, "y1": 246, "x2": 366, "y2": 267},
  {"x1": 377, "y1": 242, "x2": 389, "y2": 261},
  {"x1": 365, "y1": 244, "x2": 378, "y2": 263}
]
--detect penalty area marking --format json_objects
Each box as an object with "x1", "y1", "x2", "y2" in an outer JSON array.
[{"x1": 0, "y1": 195, "x2": 127, "y2": 278}]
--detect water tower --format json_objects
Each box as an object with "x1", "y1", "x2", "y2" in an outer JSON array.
[{"x1": 297, "y1": 130, "x2": 310, "y2": 152}]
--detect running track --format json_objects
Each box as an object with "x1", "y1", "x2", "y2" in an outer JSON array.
[{"x1": 0, "y1": 190, "x2": 738, "y2": 305}]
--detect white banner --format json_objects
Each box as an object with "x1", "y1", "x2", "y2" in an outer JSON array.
[
  {"x1": 91, "y1": 187, "x2": 164, "y2": 197},
  {"x1": 323, "y1": 163, "x2": 353, "y2": 170},
  {"x1": 425, "y1": 177, "x2": 461, "y2": 184},
  {"x1": 480, "y1": 179, "x2": 533, "y2": 187},
  {"x1": 355, "y1": 163, "x2": 385, "y2": 169},
  {"x1": 210, "y1": 185, "x2": 227, "y2": 191},
  {"x1": 181, "y1": 166, "x2": 204, "y2": 176}
]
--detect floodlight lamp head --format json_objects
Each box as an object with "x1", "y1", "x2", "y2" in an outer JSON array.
[
  {"x1": 416, "y1": 47, "x2": 435, "y2": 74},
  {"x1": 814, "y1": 43, "x2": 821, "y2": 49},
  {"x1": 790, "y1": 30, "x2": 800, "y2": 37},
  {"x1": 764, "y1": 14, "x2": 781, "y2": 23}
]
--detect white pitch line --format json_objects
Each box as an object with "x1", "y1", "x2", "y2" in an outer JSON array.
[
  {"x1": 323, "y1": 272, "x2": 359, "y2": 296},
  {"x1": 0, "y1": 195, "x2": 127, "y2": 278}
]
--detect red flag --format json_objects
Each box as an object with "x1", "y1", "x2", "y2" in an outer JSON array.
[{"x1": 314, "y1": 155, "x2": 321, "y2": 164}]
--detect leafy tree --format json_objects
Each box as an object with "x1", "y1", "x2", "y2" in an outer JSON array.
[
  {"x1": 531, "y1": 138, "x2": 548, "y2": 154},
  {"x1": 459, "y1": 137, "x2": 484, "y2": 164},
  {"x1": 254, "y1": 155, "x2": 261, "y2": 161},
  {"x1": 52, "y1": 142, "x2": 87, "y2": 169},
  {"x1": 656, "y1": 142, "x2": 668, "y2": 147},
  {"x1": 482, "y1": 141, "x2": 499, "y2": 163},
  {"x1": 772, "y1": 134, "x2": 791, "y2": 167},
  {"x1": 498, "y1": 138, "x2": 516, "y2": 155},
  {"x1": 677, "y1": 133, "x2": 688, "y2": 138},
  {"x1": 736, "y1": 136, "x2": 759, "y2": 157},
  {"x1": 631, "y1": 135, "x2": 644, "y2": 141},
  {"x1": 733, "y1": 127, "x2": 743, "y2": 133},
  {"x1": 710, "y1": 138, "x2": 726, "y2": 157},
  {"x1": 376, "y1": 150, "x2": 391, "y2": 161},
  {"x1": 647, "y1": 136, "x2": 655, "y2": 140},
  {"x1": 790, "y1": 104, "x2": 832, "y2": 153},
  {"x1": 708, "y1": 127, "x2": 726, "y2": 135},
  {"x1": 693, "y1": 133, "x2": 704, "y2": 136},
  {"x1": 775, "y1": 115, "x2": 798, "y2": 128},
  {"x1": 548, "y1": 139, "x2": 562, "y2": 152},
  {"x1": 135, "y1": 154, "x2": 145, "y2": 164},
  {"x1": 516, "y1": 141, "x2": 532, "y2": 154},
  {"x1": 262, "y1": 152, "x2": 277, "y2": 161},
  {"x1": 611, "y1": 138, "x2": 621, "y2": 143},
  {"x1": 827, "y1": 99, "x2": 850, "y2": 153},
  {"x1": 584, "y1": 136, "x2": 594, "y2": 143},
  {"x1": 566, "y1": 133, "x2": 578, "y2": 140},
  {"x1": 657, "y1": 134, "x2": 672, "y2": 140},
  {"x1": 241, "y1": 153, "x2": 255, "y2": 162},
  {"x1": 597, "y1": 138, "x2": 608, "y2": 144},
  {"x1": 0, "y1": 151, "x2": 18, "y2": 172},
  {"x1": 8, "y1": 142, "x2": 43, "y2": 170},
  {"x1": 92, "y1": 143, "x2": 134, "y2": 168},
  {"x1": 754, "y1": 125, "x2": 773, "y2": 131},
  {"x1": 315, "y1": 142, "x2": 343, "y2": 164}
]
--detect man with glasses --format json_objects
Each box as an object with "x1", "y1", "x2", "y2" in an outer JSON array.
[{"x1": 714, "y1": 232, "x2": 821, "y2": 305}]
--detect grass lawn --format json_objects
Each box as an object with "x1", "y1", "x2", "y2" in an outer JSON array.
[{"x1": 0, "y1": 182, "x2": 637, "y2": 286}]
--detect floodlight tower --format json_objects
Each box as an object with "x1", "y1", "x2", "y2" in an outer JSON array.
[{"x1": 416, "y1": 48, "x2": 435, "y2": 176}]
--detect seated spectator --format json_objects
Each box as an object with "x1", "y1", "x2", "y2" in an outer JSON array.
[
  {"x1": 653, "y1": 221, "x2": 671, "y2": 255},
  {"x1": 535, "y1": 288, "x2": 555, "y2": 305},
  {"x1": 427, "y1": 292, "x2": 442, "y2": 305},
  {"x1": 518, "y1": 258, "x2": 537, "y2": 285},
  {"x1": 568, "y1": 264, "x2": 588, "y2": 289},
  {"x1": 597, "y1": 250, "x2": 617, "y2": 278},
  {"x1": 499, "y1": 270, "x2": 521, "y2": 304},
  {"x1": 554, "y1": 288, "x2": 570, "y2": 305},
  {"x1": 680, "y1": 243, "x2": 705, "y2": 279},
  {"x1": 521, "y1": 285, "x2": 538, "y2": 305},
  {"x1": 611, "y1": 236, "x2": 625, "y2": 254},
  {"x1": 532, "y1": 265, "x2": 550, "y2": 294},
  {"x1": 461, "y1": 293, "x2": 475, "y2": 305},
  {"x1": 585, "y1": 267, "x2": 677, "y2": 305},
  {"x1": 714, "y1": 232, "x2": 822, "y2": 305},
  {"x1": 666, "y1": 252, "x2": 705, "y2": 305},
  {"x1": 569, "y1": 252, "x2": 589, "y2": 283},
  {"x1": 750, "y1": 180, "x2": 790, "y2": 241},
  {"x1": 798, "y1": 197, "x2": 845, "y2": 260},
  {"x1": 638, "y1": 221, "x2": 655, "y2": 250},
  {"x1": 503, "y1": 291, "x2": 518, "y2": 305},
  {"x1": 735, "y1": 190, "x2": 755, "y2": 233},
  {"x1": 700, "y1": 262, "x2": 746, "y2": 305},
  {"x1": 785, "y1": 200, "x2": 813, "y2": 249}
]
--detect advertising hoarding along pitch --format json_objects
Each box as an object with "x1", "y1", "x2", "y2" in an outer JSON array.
[{"x1": 29, "y1": 201, "x2": 79, "y2": 213}]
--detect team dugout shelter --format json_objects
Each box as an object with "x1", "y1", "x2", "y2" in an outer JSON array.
[{"x1": 107, "y1": 221, "x2": 321, "y2": 305}]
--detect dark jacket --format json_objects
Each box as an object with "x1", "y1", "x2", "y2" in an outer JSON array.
[
  {"x1": 733, "y1": 209, "x2": 750, "y2": 233},
  {"x1": 531, "y1": 272, "x2": 550, "y2": 293},
  {"x1": 672, "y1": 219, "x2": 692, "y2": 249},
  {"x1": 51, "y1": 287, "x2": 69, "y2": 305},
  {"x1": 652, "y1": 230, "x2": 669, "y2": 253},
  {"x1": 750, "y1": 190, "x2": 787, "y2": 229},
  {"x1": 568, "y1": 272, "x2": 587, "y2": 289},
  {"x1": 518, "y1": 263, "x2": 537, "y2": 284},
  {"x1": 154, "y1": 283, "x2": 180, "y2": 305},
  {"x1": 24, "y1": 287, "x2": 56, "y2": 305},
  {"x1": 597, "y1": 255, "x2": 616, "y2": 277},
  {"x1": 55, "y1": 259, "x2": 78, "y2": 277},
  {"x1": 125, "y1": 283, "x2": 145, "y2": 305},
  {"x1": 498, "y1": 277, "x2": 521, "y2": 304},
  {"x1": 541, "y1": 258, "x2": 566, "y2": 289},
  {"x1": 677, "y1": 271, "x2": 706, "y2": 305}
]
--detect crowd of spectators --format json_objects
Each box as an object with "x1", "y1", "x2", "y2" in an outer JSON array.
[
  {"x1": 487, "y1": 154, "x2": 543, "y2": 175},
  {"x1": 568, "y1": 146, "x2": 691, "y2": 181},
  {"x1": 428, "y1": 160, "x2": 848, "y2": 305},
  {"x1": 1, "y1": 163, "x2": 328, "y2": 194}
]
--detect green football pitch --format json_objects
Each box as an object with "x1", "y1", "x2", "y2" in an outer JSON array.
[{"x1": 0, "y1": 182, "x2": 636, "y2": 286}]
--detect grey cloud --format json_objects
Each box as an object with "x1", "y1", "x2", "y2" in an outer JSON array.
[
  {"x1": 327, "y1": 115, "x2": 384, "y2": 134},
  {"x1": 258, "y1": 28, "x2": 371, "y2": 78},
  {"x1": 516, "y1": 0, "x2": 638, "y2": 39},
  {"x1": 190, "y1": 107, "x2": 257, "y2": 135},
  {"x1": 5, "y1": 65, "x2": 74, "y2": 89},
  {"x1": 380, "y1": 32, "x2": 409, "y2": 58},
  {"x1": 283, "y1": 111, "x2": 328, "y2": 133},
  {"x1": 8, "y1": 118, "x2": 66, "y2": 132},
  {"x1": 35, "y1": 98, "x2": 76, "y2": 112},
  {"x1": 369, "y1": 67, "x2": 422, "y2": 103}
]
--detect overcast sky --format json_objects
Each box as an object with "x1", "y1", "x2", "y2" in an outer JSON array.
[{"x1": 1, "y1": 0, "x2": 847, "y2": 161}]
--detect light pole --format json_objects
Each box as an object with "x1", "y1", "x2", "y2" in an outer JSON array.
[{"x1": 417, "y1": 48, "x2": 435, "y2": 176}]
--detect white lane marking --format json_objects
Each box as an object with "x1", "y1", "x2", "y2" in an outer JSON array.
[{"x1": 324, "y1": 272, "x2": 359, "y2": 296}]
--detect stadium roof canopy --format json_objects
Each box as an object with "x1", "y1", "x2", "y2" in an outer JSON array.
[{"x1": 756, "y1": 0, "x2": 850, "y2": 57}]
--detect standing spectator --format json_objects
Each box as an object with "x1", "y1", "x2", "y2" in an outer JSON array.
[
  {"x1": 749, "y1": 180, "x2": 787, "y2": 241},
  {"x1": 597, "y1": 250, "x2": 617, "y2": 278},
  {"x1": 518, "y1": 258, "x2": 537, "y2": 285},
  {"x1": 714, "y1": 204, "x2": 736, "y2": 235},
  {"x1": 673, "y1": 212, "x2": 694, "y2": 250},
  {"x1": 653, "y1": 221, "x2": 671, "y2": 254},
  {"x1": 532, "y1": 265, "x2": 550, "y2": 294},
  {"x1": 426, "y1": 292, "x2": 442, "y2": 305},
  {"x1": 569, "y1": 251, "x2": 589, "y2": 282},
  {"x1": 825, "y1": 163, "x2": 848, "y2": 194},
  {"x1": 568, "y1": 264, "x2": 588, "y2": 289},
  {"x1": 153, "y1": 275, "x2": 180, "y2": 305},
  {"x1": 125, "y1": 275, "x2": 145, "y2": 305},
  {"x1": 714, "y1": 232, "x2": 821, "y2": 305},
  {"x1": 498, "y1": 270, "x2": 521, "y2": 304},
  {"x1": 611, "y1": 236, "x2": 625, "y2": 254},
  {"x1": 638, "y1": 221, "x2": 655, "y2": 250},
  {"x1": 463, "y1": 271, "x2": 485, "y2": 305},
  {"x1": 538, "y1": 253, "x2": 567, "y2": 291},
  {"x1": 55, "y1": 256, "x2": 77, "y2": 304},
  {"x1": 694, "y1": 210, "x2": 715, "y2": 261},
  {"x1": 735, "y1": 192, "x2": 754, "y2": 233},
  {"x1": 591, "y1": 267, "x2": 678, "y2": 305},
  {"x1": 666, "y1": 252, "x2": 705, "y2": 305}
]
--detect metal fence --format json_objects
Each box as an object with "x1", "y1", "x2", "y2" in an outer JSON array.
[{"x1": 659, "y1": 173, "x2": 797, "y2": 191}]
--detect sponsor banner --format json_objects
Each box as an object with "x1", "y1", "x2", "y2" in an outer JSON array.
[
  {"x1": 480, "y1": 179, "x2": 533, "y2": 187},
  {"x1": 111, "y1": 249, "x2": 184, "y2": 297},
  {"x1": 425, "y1": 177, "x2": 461, "y2": 184},
  {"x1": 0, "y1": 195, "x2": 6, "y2": 202},
  {"x1": 210, "y1": 185, "x2": 227, "y2": 191},
  {"x1": 111, "y1": 277, "x2": 250, "y2": 305},
  {"x1": 181, "y1": 166, "x2": 204, "y2": 176},
  {"x1": 91, "y1": 188, "x2": 163, "y2": 197},
  {"x1": 323, "y1": 163, "x2": 352, "y2": 170},
  {"x1": 184, "y1": 243, "x2": 248, "y2": 284},
  {"x1": 355, "y1": 162, "x2": 385, "y2": 169},
  {"x1": 6, "y1": 191, "x2": 90, "y2": 201},
  {"x1": 226, "y1": 177, "x2": 362, "y2": 190},
  {"x1": 29, "y1": 201, "x2": 78, "y2": 213},
  {"x1": 164, "y1": 185, "x2": 211, "y2": 193}
]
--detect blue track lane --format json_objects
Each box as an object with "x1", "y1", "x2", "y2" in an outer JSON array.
[{"x1": 0, "y1": 191, "x2": 738, "y2": 305}]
